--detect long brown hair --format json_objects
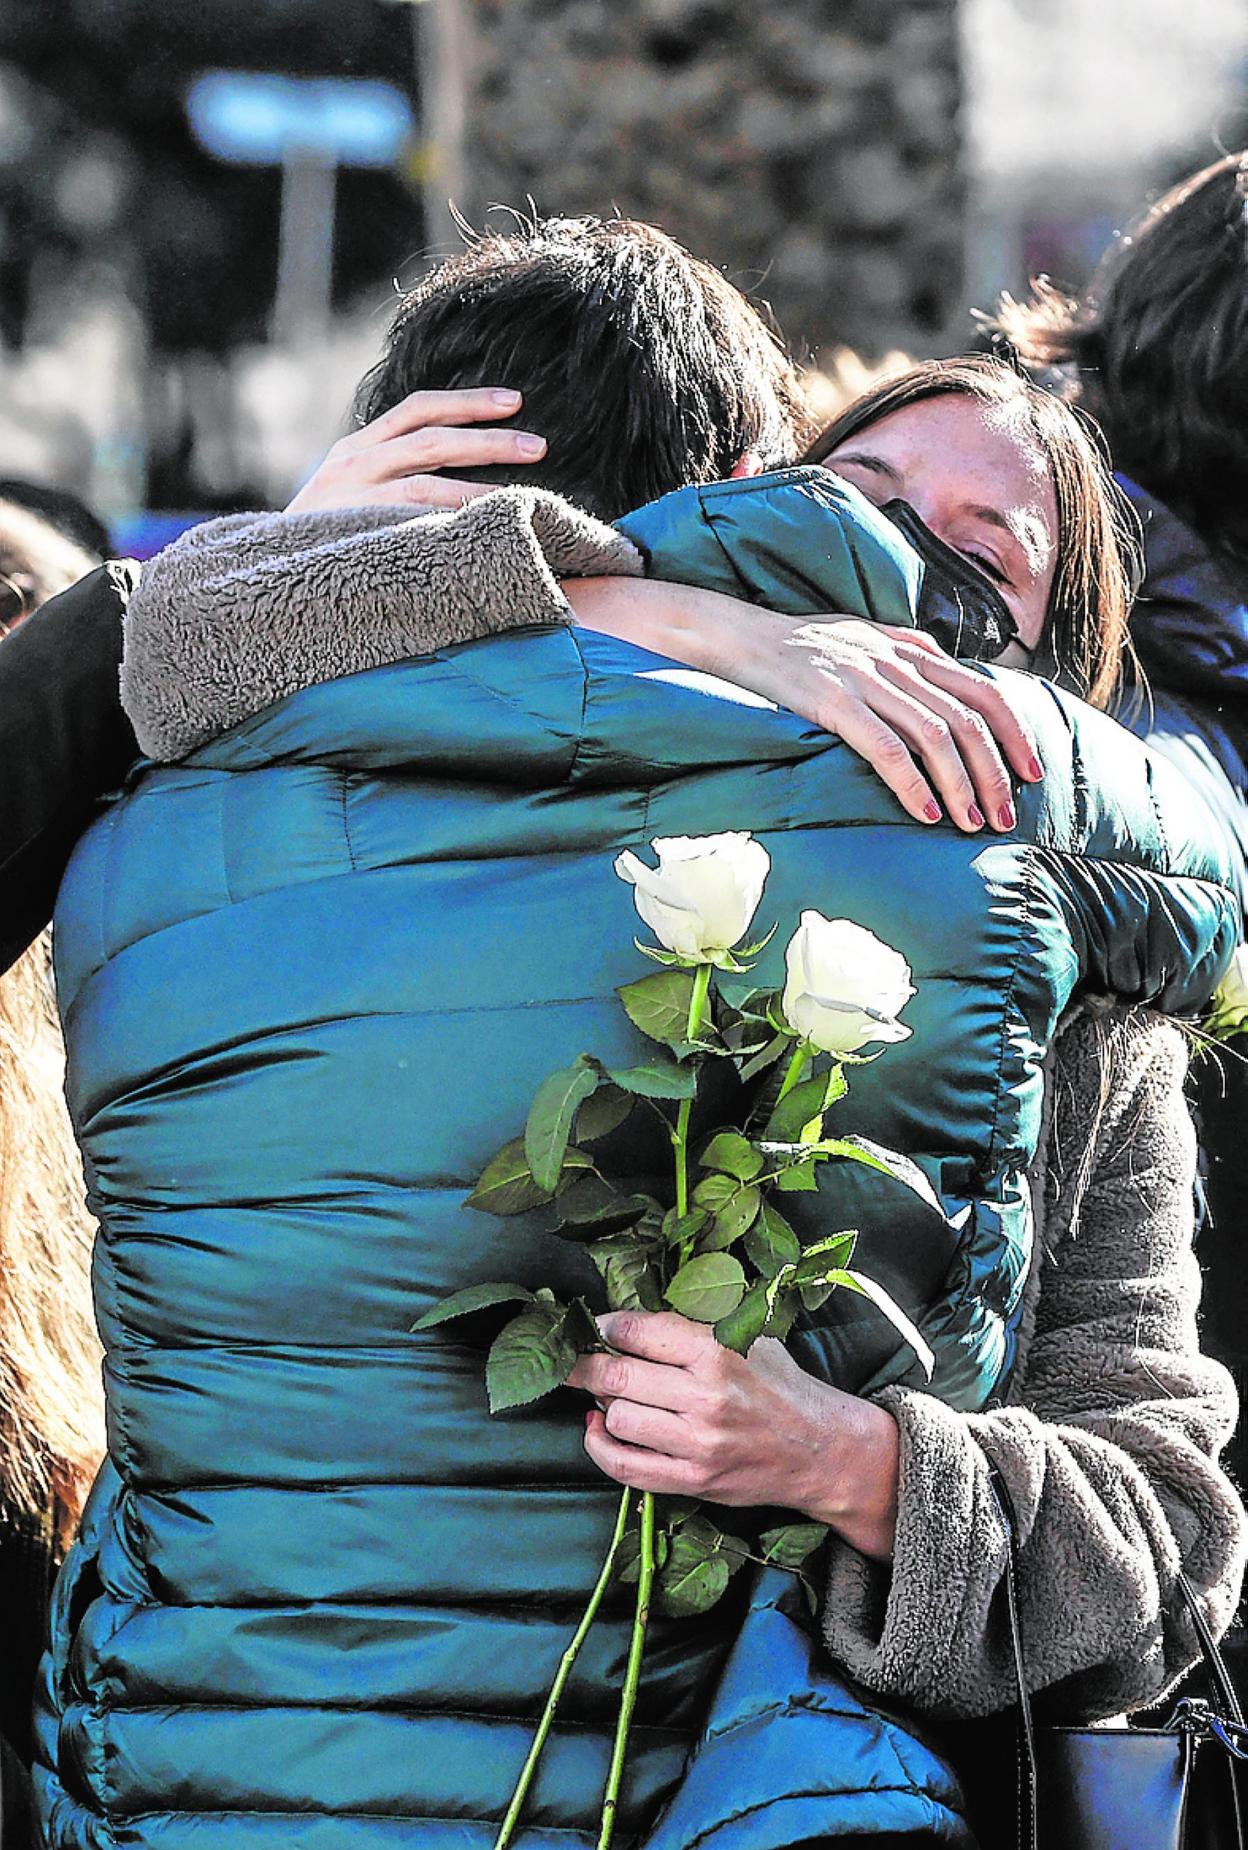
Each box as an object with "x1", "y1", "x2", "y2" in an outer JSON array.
[
  {"x1": 0, "y1": 935, "x2": 103, "y2": 1536},
  {"x1": 994, "y1": 153, "x2": 1248, "y2": 571},
  {"x1": 804, "y1": 356, "x2": 1139, "y2": 709},
  {"x1": 0, "y1": 504, "x2": 106, "y2": 1539}
]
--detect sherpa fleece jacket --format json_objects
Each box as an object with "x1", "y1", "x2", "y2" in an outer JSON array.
[{"x1": 822, "y1": 1003, "x2": 1246, "y2": 1721}]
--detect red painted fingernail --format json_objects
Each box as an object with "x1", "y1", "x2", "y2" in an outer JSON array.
[
  {"x1": 967, "y1": 804, "x2": 985, "y2": 829},
  {"x1": 1026, "y1": 755, "x2": 1043, "y2": 780},
  {"x1": 923, "y1": 800, "x2": 942, "y2": 823},
  {"x1": 998, "y1": 802, "x2": 1016, "y2": 830}
]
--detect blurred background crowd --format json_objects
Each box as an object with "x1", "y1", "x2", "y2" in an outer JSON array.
[{"x1": 0, "y1": 0, "x2": 1243, "y2": 552}]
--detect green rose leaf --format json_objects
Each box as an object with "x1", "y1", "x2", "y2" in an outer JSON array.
[
  {"x1": 617, "y1": 968, "x2": 698, "y2": 1051},
  {"x1": 794, "y1": 1230, "x2": 859, "y2": 1282},
  {"x1": 616, "y1": 1522, "x2": 671, "y2": 1585},
  {"x1": 759, "y1": 1521, "x2": 829, "y2": 1569},
  {"x1": 765, "y1": 1065, "x2": 848, "y2": 1143},
  {"x1": 661, "y1": 1207, "x2": 710, "y2": 1246},
  {"x1": 699, "y1": 1131, "x2": 764, "y2": 1181},
  {"x1": 464, "y1": 1138, "x2": 554, "y2": 1216},
  {"x1": 690, "y1": 1174, "x2": 762, "y2": 1249},
  {"x1": 713, "y1": 1277, "x2": 771, "y2": 1353},
  {"x1": 525, "y1": 1060, "x2": 600, "y2": 1192},
  {"x1": 691, "y1": 1173, "x2": 737, "y2": 1214},
  {"x1": 486, "y1": 1301, "x2": 581, "y2": 1412},
  {"x1": 656, "y1": 1523, "x2": 733, "y2": 1617},
  {"x1": 575, "y1": 1084, "x2": 635, "y2": 1143},
  {"x1": 665, "y1": 1252, "x2": 747, "y2": 1323},
  {"x1": 738, "y1": 1029, "x2": 792, "y2": 1084},
  {"x1": 589, "y1": 1239, "x2": 664, "y2": 1313},
  {"x1": 775, "y1": 1157, "x2": 819, "y2": 1193},
  {"x1": 608, "y1": 1055, "x2": 697, "y2": 1100},
  {"x1": 743, "y1": 1202, "x2": 802, "y2": 1278},
  {"x1": 555, "y1": 1172, "x2": 650, "y2": 1236},
  {"x1": 411, "y1": 1281, "x2": 534, "y2": 1331},
  {"x1": 815, "y1": 1136, "x2": 942, "y2": 1215},
  {"x1": 763, "y1": 1284, "x2": 800, "y2": 1342},
  {"x1": 465, "y1": 1139, "x2": 594, "y2": 1216},
  {"x1": 562, "y1": 1295, "x2": 602, "y2": 1353}
]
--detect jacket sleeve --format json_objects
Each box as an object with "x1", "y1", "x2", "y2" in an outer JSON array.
[
  {"x1": 819, "y1": 1009, "x2": 1247, "y2": 1721},
  {"x1": 122, "y1": 493, "x2": 642, "y2": 761},
  {"x1": 0, "y1": 562, "x2": 138, "y2": 972}
]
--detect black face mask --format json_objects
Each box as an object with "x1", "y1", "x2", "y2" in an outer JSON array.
[{"x1": 879, "y1": 499, "x2": 1022, "y2": 663}]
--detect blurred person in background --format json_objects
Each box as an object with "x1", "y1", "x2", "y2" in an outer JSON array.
[
  {"x1": 996, "y1": 153, "x2": 1248, "y2": 1647},
  {"x1": 0, "y1": 498, "x2": 105, "y2": 1847},
  {"x1": 0, "y1": 484, "x2": 112, "y2": 572},
  {"x1": 0, "y1": 501, "x2": 99, "y2": 637},
  {"x1": 26, "y1": 214, "x2": 1241, "y2": 1849}
]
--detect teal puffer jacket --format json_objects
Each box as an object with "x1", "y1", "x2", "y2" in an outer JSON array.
[{"x1": 35, "y1": 483, "x2": 1237, "y2": 1850}]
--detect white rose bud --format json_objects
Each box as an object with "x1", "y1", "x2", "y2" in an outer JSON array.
[
  {"x1": 1211, "y1": 944, "x2": 1248, "y2": 1040},
  {"x1": 782, "y1": 911, "x2": 915, "y2": 1056},
  {"x1": 614, "y1": 832, "x2": 771, "y2": 964}
]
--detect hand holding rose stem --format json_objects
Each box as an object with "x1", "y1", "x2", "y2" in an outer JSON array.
[{"x1": 416, "y1": 833, "x2": 930, "y2": 1849}]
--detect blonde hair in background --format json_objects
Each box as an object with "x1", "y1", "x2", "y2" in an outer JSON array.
[
  {"x1": 803, "y1": 346, "x2": 916, "y2": 428},
  {"x1": 0, "y1": 934, "x2": 104, "y2": 1538}
]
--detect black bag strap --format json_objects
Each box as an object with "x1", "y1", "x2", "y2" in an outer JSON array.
[{"x1": 985, "y1": 1464, "x2": 1245, "y2": 1850}]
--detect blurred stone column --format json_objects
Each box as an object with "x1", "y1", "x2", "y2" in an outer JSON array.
[{"x1": 419, "y1": 0, "x2": 965, "y2": 361}]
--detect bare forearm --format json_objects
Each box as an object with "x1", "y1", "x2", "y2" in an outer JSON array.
[{"x1": 565, "y1": 574, "x2": 749, "y2": 677}]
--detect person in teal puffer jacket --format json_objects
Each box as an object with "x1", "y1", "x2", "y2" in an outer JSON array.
[{"x1": 33, "y1": 232, "x2": 1244, "y2": 1850}]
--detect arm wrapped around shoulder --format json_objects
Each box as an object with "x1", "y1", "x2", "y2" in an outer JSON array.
[
  {"x1": 820, "y1": 1008, "x2": 1247, "y2": 1721},
  {"x1": 121, "y1": 490, "x2": 642, "y2": 762}
]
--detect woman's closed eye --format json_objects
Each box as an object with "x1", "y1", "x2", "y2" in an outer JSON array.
[{"x1": 959, "y1": 545, "x2": 1011, "y2": 586}]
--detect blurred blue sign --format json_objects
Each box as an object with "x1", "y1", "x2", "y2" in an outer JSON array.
[{"x1": 187, "y1": 71, "x2": 414, "y2": 168}]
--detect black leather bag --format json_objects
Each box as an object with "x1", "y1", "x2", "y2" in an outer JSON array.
[{"x1": 988, "y1": 1467, "x2": 1248, "y2": 1849}]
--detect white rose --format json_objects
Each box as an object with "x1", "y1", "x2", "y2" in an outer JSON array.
[
  {"x1": 1211, "y1": 944, "x2": 1248, "y2": 1039},
  {"x1": 782, "y1": 911, "x2": 915, "y2": 1056},
  {"x1": 614, "y1": 832, "x2": 771, "y2": 963}
]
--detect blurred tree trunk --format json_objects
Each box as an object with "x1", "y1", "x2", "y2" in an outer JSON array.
[{"x1": 418, "y1": 0, "x2": 965, "y2": 363}]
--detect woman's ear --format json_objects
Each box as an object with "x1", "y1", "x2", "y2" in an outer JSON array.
[{"x1": 729, "y1": 452, "x2": 764, "y2": 479}]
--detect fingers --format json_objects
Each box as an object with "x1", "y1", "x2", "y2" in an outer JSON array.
[
  {"x1": 824, "y1": 694, "x2": 946, "y2": 827},
  {"x1": 348, "y1": 425, "x2": 548, "y2": 485},
  {"x1": 342, "y1": 386, "x2": 527, "y2": 449},
  {"x1": 865, "y1": 670, "x2": 1012, "y2": 832},
  {"x1": 583, "y1": 1408, "x2": 697, "y2": 1496},
  {"x1": 594, "y1": 1309, "x2": 720, "y2": 1368},
  {"x1": 875, "y1": 627, "x2": 1044, "y2": 783},
  {"x1": 602, "y1": 1398, "x2": 688, "y2": 1452},
  {"x1": 285, "y1": 387, "x2": 548, "y2": 515},
  {"x1": 911, "y1": 652, "x2": 1045, "y2": 784},
  {"x1": 567, "y1": 1348, "x2": 698, "y2": 1413}
]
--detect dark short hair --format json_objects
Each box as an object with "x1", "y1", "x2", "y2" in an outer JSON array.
[
  {"x1": 0, "y1": 479, "x2": 111, "y2": 562},
  {"x1": 994, "y1": 152, "x2": 1248, "y2": 569},
  {"x1": 355, "y1": 214, "x2": 814, "y2": 520},
  {"x1": 805, "y1": 356, "x2": 1139, "y2": 710}
]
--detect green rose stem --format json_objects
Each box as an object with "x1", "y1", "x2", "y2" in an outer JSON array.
[
  {"x1": 597, "y1": 1489, "x2": 656, "y2": 1850},
  {"x1": 774, "y1": 1041, "x2": 810, "y2": 1105},
  {"x1": 492, "y1": 1486, "x2": 633, "y2": 1850},
  {"x1": 672, "y1": 960, "x2": 714, "y2": 1221}
]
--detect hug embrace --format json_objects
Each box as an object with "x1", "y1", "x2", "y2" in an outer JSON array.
[{"x1": 12, "y1": 209, "x2": 1248, "y2": 1849}]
